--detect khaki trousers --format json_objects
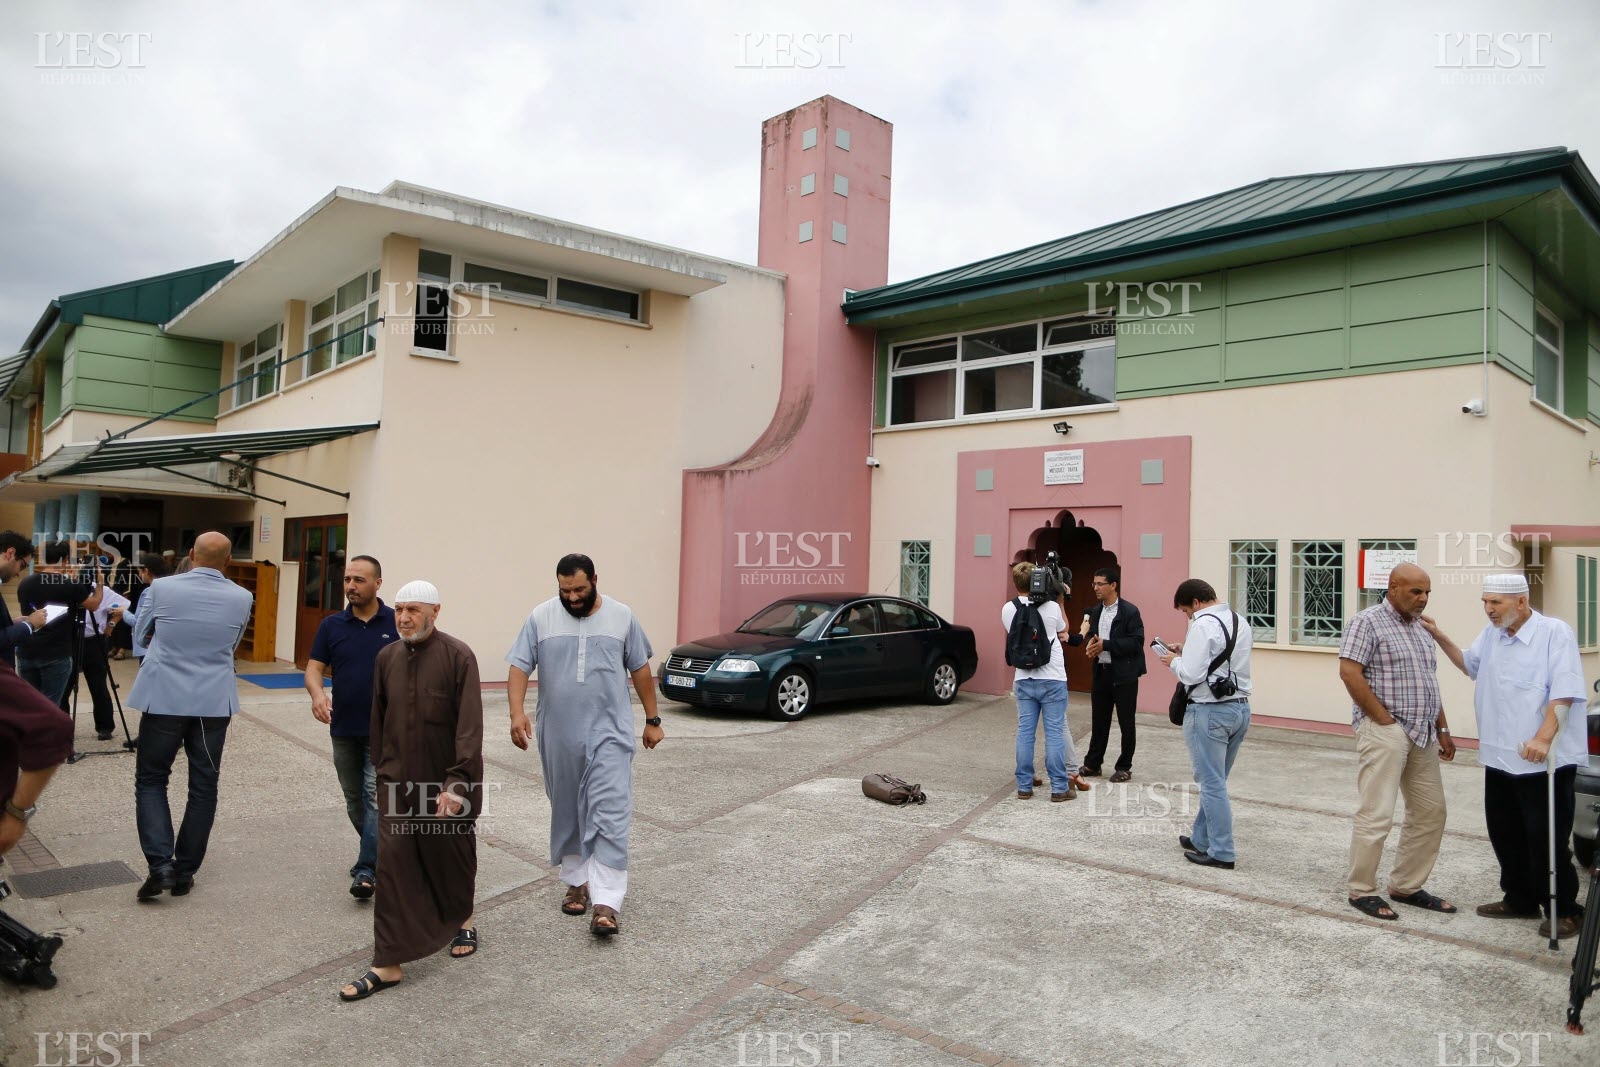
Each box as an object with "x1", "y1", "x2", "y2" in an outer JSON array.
[{"x1": 1346, "y1": 718, "x2": 1448, "y2": 898}]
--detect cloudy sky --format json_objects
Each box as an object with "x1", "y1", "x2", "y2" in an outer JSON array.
[{"x1": 1, "y1": 0, "x2": 1595, "y2": 347}]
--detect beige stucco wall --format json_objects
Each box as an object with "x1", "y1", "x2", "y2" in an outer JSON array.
[
  {"x1": 232, "y1": 234, "x2": 785, "y2": 674},
  {"x1": 868, "y1": 361, "x2": 1600, "y2": 735}
]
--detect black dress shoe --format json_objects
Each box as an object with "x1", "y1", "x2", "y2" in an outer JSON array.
[
  {"x1": 1184, "y1": 850, "x2": 1235, "y2": 870},
  {"x1": 137, "y1": 871, "x2": 175, "y2": 900},
  {"x1": 171, "y1": 875, "x2": 194, "y2": 896},
  {"x1": 1179, "y1": 835, "x2": 1196, "y2": 851},
  {"x1": 96, "y1": 730, "x2": 115, "y2": 741}
]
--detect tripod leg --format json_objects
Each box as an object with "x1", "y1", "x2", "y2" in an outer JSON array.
[{"x1": 1567, "y1": 865, "x2": 1600, "y2": 1035}]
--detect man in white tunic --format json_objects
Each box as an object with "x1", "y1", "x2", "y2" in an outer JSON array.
[
  {"x1": 1428, "y1": 572, "x2": 1588, "y2": 939},
  {"x1": 506, "y1": 554, "x2": 662, "y2": 936}
]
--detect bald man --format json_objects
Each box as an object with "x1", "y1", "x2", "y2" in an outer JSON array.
[
  {"x1": 1338, "y1": 563, "x2": 1456, "y2": 921},
  {"x1": 128, "y1": 531, "x2": 254, "y2": 900}
]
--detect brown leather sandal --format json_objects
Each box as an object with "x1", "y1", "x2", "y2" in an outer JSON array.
[
  {"x1": 590, "y1": 904, "x2": 619, "y2": 937},
  {"x1": 561, "y1": 883, "x2": 590, "y2": 915}
]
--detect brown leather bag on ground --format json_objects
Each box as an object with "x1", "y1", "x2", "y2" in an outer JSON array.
[{"x1": 862, "y1": 773, "x2": 927, "y2": 805}]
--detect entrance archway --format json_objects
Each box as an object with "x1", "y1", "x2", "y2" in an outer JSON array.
[{"x1": 1014, "y1": 510, "x2": 1119, "y2": 694}]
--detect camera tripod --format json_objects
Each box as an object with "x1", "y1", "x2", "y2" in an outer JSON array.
[
  {"x1": 64, "y1": 605, "x2": 136, "y2": 764},
  {"x1": 0, "y1": 877, "x2": 61, "y2": 989},
  {"x1": 1566, "y1": 844, "x2": 1600, "y2": 1034}
]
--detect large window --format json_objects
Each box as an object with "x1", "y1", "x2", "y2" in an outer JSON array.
[
  {"x1": 307, "y1": 267, "x2": 380, "y2": 377},
  {"x1": 1357, "y1": 539, "x2": 1418, "y2": 611},
  {"x1": 1229, "y1": 540, "x2": 1278, "y2": 642},
  {"x1": 1579, "y1": 554, "x2": 1597, "y2": 649},
  {"x1": 887, "y1": 314, "x2": 1114, "y2": 426},
  {"x1": 1534, "y1": 306, "x2": 1563, "y2": 409},
  {"x1": 414, "y1": 249, "x2": 454, "y2": 354},
  {"x1": 234, "y1": 323, "x2": 281, "y2": 407},
  {"x1": 1291, "y1": 540, "x2": 1344, "y2": 646},
  {"x1": 900, "y1": 540, "x2": 931, "y2": 605}
]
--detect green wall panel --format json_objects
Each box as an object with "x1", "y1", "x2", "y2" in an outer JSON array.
[
  {"x1": 56, "y1": 317, "x2": 223, "y2": 423},
  {"x1": 1350, "y1": 310, "x2": 1484, "y2": 367},
  {"x1": 1497, "y1": 311, "x2": 1534, "y2": 378},
  {"x1": 1350, "y1": 266, "x2": 1482, "y2": 326},
  {"x1": 1224, "y1": 289, "x2": 1344, "y2": 343},
  {"x1": 1224, "y1": 330, "x2": 1344, "y2": 380},
  {"x1": 153, "y1": 361, "x2": 223, "y2": 393},
  {"x1": 73, "y1": 378, "x2": 148, "y2": 412},
  {"x1": 1226, "y1": 250, "x2": 1344, "y2": 305},
  {"x1": 1114, "y1": 307, "x2": 1222, "y2": 355},
  {"x1": 1496, "y1": 231, "x2": 1536, "y2": 289},
  {"x1": 151, "y1": 387, "x2": 218, "y2": 419},
  {"x1": 1349, "y1": 226, "x2": 1483, "y2": 285},
  {"x1": 1115, "y1": 346, "x2": 1222, "y2": 392},
  {"x1": 77, "y1": 351, "x2": 149, "y2": 385}
]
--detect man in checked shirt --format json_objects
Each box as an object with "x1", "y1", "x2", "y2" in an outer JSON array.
[{"x1": 1339, "y1": 563, "x2": 1457, "y2": 921}]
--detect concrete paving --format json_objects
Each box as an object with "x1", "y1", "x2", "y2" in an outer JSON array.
[{"x1": 2, "y1": 658, "x2": 1594, "y2": 1067}]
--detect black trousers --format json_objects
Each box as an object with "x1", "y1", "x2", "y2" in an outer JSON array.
[
  {"x1": 1484, "y1": 765, "x2": 1582, "y2": 918},
  {"x1": 1085, "y1": 665, "x2": 1138, "y2": 773},
  {"x1": 79, "y1": 635, "x2": 116, "y2": 733}
]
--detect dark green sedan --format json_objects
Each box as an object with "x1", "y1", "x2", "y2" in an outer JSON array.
[{"x1": 659, "y1": 593, "x2": 979, "y2": 721}]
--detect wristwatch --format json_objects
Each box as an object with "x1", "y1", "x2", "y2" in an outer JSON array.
[
  {"x1": 645, "y1": 716, "x2": 662, "y2": 727},
  {"x1": 4, "y1": 800, "x2": 37, "y2": 824}
]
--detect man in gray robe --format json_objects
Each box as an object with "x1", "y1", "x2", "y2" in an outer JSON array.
[{"x1": 506, "y1": 553, "x2": 662, "y2": 936}]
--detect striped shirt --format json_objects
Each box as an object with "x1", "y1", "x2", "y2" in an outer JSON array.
[{"x1": 1339, "y1": 598, "x2": 1441, "y2": 748}]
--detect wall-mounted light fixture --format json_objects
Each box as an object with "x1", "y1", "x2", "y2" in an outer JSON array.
[{"x1": 1052, "y1": 421, "x2": 1072, "y2": 436}]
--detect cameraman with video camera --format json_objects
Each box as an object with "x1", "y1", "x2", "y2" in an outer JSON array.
[
  {"x1": 1001, "y1": 553, "x2": 1091, "y2": 802},
  {"x1": 15, "y1": 541, "x2": 102, "y2": 707}
]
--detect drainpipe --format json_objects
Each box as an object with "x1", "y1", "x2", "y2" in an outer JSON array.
[{"x1": 1474, "y1": 220, "x2": 1490, "y2": 417}]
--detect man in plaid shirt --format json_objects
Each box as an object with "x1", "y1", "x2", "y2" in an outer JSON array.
[{"x1": 1339, "y1": 563, "x2": 1457, "y2": 920}]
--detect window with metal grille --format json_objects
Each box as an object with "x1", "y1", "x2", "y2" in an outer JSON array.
[
  {"x1": 1579, "y1": 555, "x2": 1598, "y2": 648},
  {"x1": 1292, "y1": 540, "x2": 1344, "y2": 646},
  {"x1": 900, "y1": 541, "x2": 931, "y2": 605},
  {"x1": 1357, "y1": 540, "x2": 1418, "y2": 612},
  {"x1": 1229, "y1": 540, "x2": 1277, "y2": 642}
]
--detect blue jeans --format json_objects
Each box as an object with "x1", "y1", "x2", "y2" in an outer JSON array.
[
  {"x1": 1183, "y1": 700, "x2": 1250, "y2": 862},
  {"x1": 134, "y1": 714, "x2": 230, "y2": 878},
  {"x1": 330, "y1": 735, "x2": 378, "y2": 880},
  {"x1": 18, "y1": 656, "x2": 73, "y2": 708},
  {"x1": 1015, "y1": 679, "x2": 1078, "y2": 793}
]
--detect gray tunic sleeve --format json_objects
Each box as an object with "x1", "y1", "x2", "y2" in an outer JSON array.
[
  {"x1": 624, "y1": 613, "x2": 653, "y2": 673},
  {"x1": 505, "y1": 611, "x2": 539, "y2": 673}
]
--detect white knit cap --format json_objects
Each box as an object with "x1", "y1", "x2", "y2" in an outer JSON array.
[
  {"x1": 1482, "y1": 573, "x2": 1529, "y2": 595},
  {"x1": 393, "y1": 579, "x2": 440, "y2": 605}
]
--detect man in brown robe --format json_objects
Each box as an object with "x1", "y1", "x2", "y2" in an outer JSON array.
[{"x1": 340, "y1": 580, "x2": 483, "y2": 1001}]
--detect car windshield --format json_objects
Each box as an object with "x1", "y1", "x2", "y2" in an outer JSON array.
[{"x1": 737, "y1": 601, "x2": 834, "y2": 640}]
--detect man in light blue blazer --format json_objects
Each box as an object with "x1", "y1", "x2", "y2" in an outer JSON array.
[{"x1": 129, "y1": 531, "x2": 254, "y2": 900}]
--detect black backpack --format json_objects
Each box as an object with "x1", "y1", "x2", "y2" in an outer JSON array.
[{"x1": 1005, "y1": 597, "x2": 1054, "y2": 670}]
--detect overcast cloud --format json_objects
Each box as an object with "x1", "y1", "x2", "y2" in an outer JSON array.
[{"x1": 0, "y1": 0, "x2": 1595, "y2": 346}]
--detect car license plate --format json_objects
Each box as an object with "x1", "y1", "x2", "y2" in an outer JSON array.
[{"x1": 667, "y1": 674, "x2": 696, "y2": 689}]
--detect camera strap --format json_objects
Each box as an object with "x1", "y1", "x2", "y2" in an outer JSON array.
[{"x1": 1188, "y1": 611, "x2": 1239, "y2": 700}]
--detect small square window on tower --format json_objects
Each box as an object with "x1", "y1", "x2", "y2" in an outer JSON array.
[
  {"x1": 831, "y1": 221, "x2": 847, "y2": 244},
  {"x1": 835, "y1": 128, "x2": 851, "y2": 150},
  {"x1": 802, "y1": 127, "x2": 817, "y2": 150},
  {"x1": 799, "y1": 173, "x2": 815, "y2": 196},
  {"x1": 798, "y1": 221, "x2": 814, "y2": 243},
  {"x1": 833, "y1": 174, "x2": 849, "y2": 196}
]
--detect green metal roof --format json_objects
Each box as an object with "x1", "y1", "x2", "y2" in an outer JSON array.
[
  {"x1": 845, "y1": 147, "x2": 1596, "y2": 318},
  {"x1": 19, "y1": 260, "x2": 237, "y2": 355}
]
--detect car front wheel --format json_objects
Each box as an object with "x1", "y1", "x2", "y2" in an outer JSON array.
[
  {"x1": 924, "y1": 658, "x2": 959, "y2": 705},
  {"x1": 767, "y1": 667, "x2": 813, "y2": 721}
]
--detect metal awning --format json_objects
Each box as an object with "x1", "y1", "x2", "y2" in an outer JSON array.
[
  {"x1": 14, "y1": 422, "x2": 379, "y2": 506},
  {"x1": 0, "y1": 351, "x2": 29, "y2": 399}
]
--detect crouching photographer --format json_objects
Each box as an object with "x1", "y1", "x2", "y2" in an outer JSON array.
[{"x1": 0, "y1": 658, "x2": 73, "y2": 987}]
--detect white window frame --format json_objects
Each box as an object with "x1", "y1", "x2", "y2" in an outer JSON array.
[
  {"x1": 1229, "y1": 539, "x2": 1278, "y2": 643},
  {"x1": 1579, "y1": 554, "x2": 1597, "y2": 650},
  {"x1": 233, "y1": 322, "x2": 282, "y2": 408},
  {"x1": 305, "y1": 265, "x2": 381, "y2": 380},
  {"x1": 899, "y1": 540, "x2": 931, "y2": 605},
  {"x1": 1533, "y1": 304, "x2": 1563, "y2": 410},
  {"x1": 1290, "y1": 540, "x2": 1345, "y2": 648},
  {"x1": 886, "y1": 313, "x2": 1116, "y2": 427}
]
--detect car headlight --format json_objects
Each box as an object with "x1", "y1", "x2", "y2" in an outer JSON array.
[{"x1": 715, "y1": 658, "x2": 761, "y2": 673}]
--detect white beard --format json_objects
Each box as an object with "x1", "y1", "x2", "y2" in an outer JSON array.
[{"x1": 401, "y1": 618, "x2": 434, "y2": 644}]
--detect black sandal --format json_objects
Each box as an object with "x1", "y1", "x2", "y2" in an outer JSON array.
[
  {"x1": 590, "y1": 905, "x2": 619, "y2": 938},
  {"x1": 1349, "y1": 895, "x2": 1399, "y2": 920},
  {"x1": 339, "y1": 969, "x2": 401, "y2": 1001},
  {"x1": 1389, "y1": 888, "x2": 1457, "y2": 913},
  {"x1": 561, "y1": 884, "x2": 590, "y2": 916},
  {"x1": 450, "y1": 927, "x2": 479, "y2": 958}
]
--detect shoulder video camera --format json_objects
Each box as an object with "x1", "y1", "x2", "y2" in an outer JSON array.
[{"x1": 1028, "y1": 551, "x2": 1072, "y2": 605}]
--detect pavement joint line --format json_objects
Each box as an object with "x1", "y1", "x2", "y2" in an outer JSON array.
[
  {"x1": 133, "y1": 872, "x2": 556, "y2": 1049},
  {"x1": 771, "y1": 976, "x2": 1023, "y2": 1067},
  {"x1": 957, "y1": 832, "x2": 1573, "y2": 974},
  {"x1": 606, "y1": 774, "x2": 1019, "y2": 1067}
]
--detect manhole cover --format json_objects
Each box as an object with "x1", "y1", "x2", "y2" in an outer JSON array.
[{"x1": 8, "y1": 861, "x2": 140, "y2": 898}]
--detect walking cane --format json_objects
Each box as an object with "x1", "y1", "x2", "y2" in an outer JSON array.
[{"x1": 1546, "y1": 703, "x2": 1571, "y2": 951}]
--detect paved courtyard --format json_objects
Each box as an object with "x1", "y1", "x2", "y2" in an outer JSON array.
[{"x1": 2, "y1": 660, "x2": 1592, "y2": 1067}]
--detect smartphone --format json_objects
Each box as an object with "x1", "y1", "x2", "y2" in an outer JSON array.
[{"x1": 1150, "y1": 639, "x2": 1170, "y2": 655}]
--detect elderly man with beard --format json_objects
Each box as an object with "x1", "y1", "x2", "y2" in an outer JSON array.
[
  {"x1": 1427, "y1": 573, "x2": 1588, "y2": 939},
  {"x1": 506, "y1": 553, "x2": 662, "y2": 937},
  {"x1": 339, "y1": 580, "x2": 483, "y2": 1002}
]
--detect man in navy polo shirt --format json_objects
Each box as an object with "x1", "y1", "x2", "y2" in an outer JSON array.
[{"x1": 305, "y1": 554, "x2": 397, "y2": 900}]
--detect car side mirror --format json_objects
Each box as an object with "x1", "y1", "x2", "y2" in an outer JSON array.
[{"x1": 831, "y1": 625, "x2": 850, "y2": 637}]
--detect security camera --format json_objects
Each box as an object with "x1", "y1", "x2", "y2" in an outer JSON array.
[
  {"x1": 865, "y1": 456, "x2": 881, "y2": 468},
  {"x1": 1462, "y1": 399, "x2": 1485, "y2": 415}
]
